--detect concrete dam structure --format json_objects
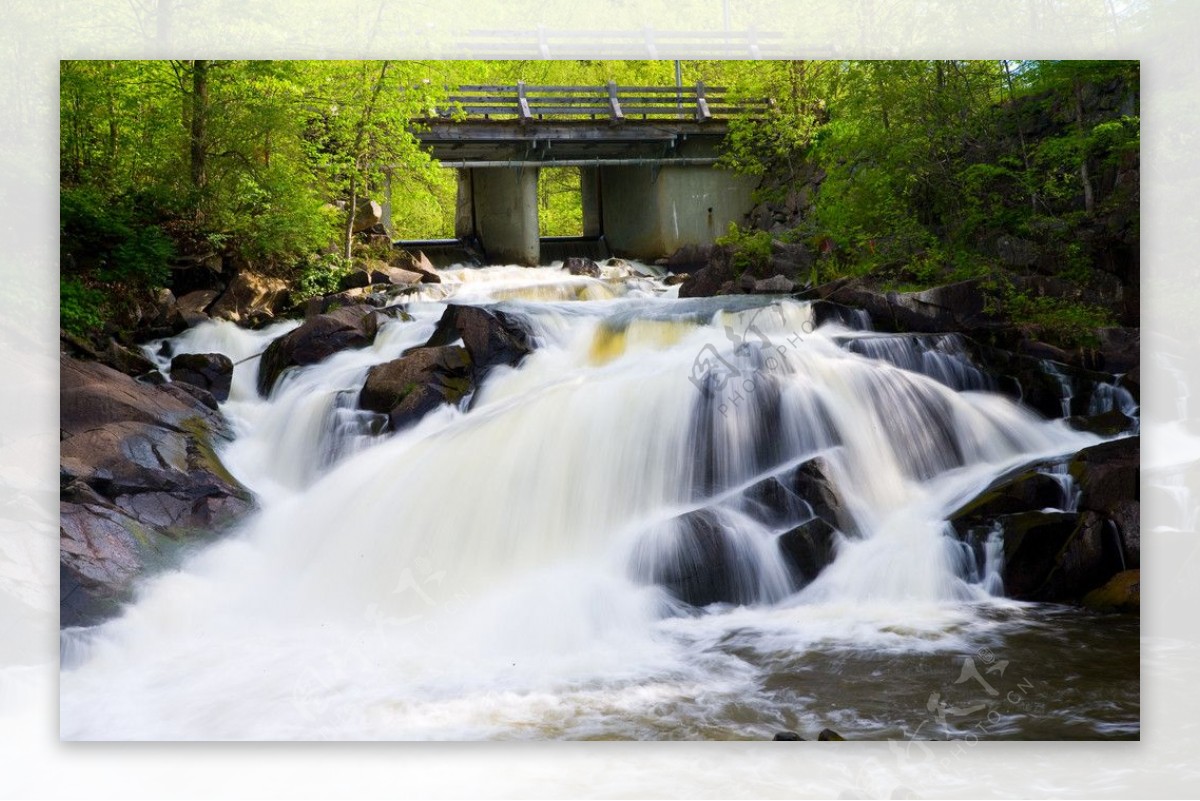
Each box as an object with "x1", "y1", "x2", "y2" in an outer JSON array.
[{"x1": 414, "y1": 83, "x2": 767, "y2": 265}]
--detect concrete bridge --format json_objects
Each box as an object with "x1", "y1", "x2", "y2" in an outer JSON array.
[{"x1": 413, "y1": 83, "x2": 769, "y2": 265}]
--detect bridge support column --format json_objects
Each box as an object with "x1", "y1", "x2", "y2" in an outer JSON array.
[
  {"x1": 580, "y1": 167, "x2": 602, "y2": 238},
  {"x1": 598, "y1": 165, "x2": 756, "y2": 261},
  {"x1": 456, "y1": 167, "x2": 540, "y2": 266}
]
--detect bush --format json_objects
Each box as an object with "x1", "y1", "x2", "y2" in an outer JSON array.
[
  {"x1": 294, "y1": 253, "x2": 353, "y2": 301},
  {"x1": 60, "y1": 276, "x2": 106, "y2": 337}
]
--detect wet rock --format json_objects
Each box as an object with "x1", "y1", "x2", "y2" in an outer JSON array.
[
  {"x1": 773, "y1": 731, "x2": 805, "y2": 741},
  {"x1": 663, "y1": 273, "x2": 687, "y2": 286},
  {"x1": 817, "y1": 728, "x2": 845, "y2": 741},
  {"x1": 1069, "y1": 436, "x2": 1139, "y2": 568},
  {"x1": 209, "y1": 271, "x2": 290, "y2": 325},
  {"x1": 1082, "y1": 569, "x2": 1140, "y2": 613},
  {"x1": 257, "y1": 305, "x2": 380, "y2": 397},
  {"x1": 422, "y1": 304, "x2": 532, "y2": 379},
  {"x1": 60, "y1": 356, "x2": 252, "y2": 627},
  {"x1": 742, "y1": 458, "x2": 858, "y2": 537},
  {"x1": 563, "y1": 257, "x2": 601, "y2": 277},
  {"x1": 949, "y1": 469, "x2": 1070, "y2": 533},
  {"x1": 1065, "y1": 409, "x2": 1134, "y2": 436},
  {"x1": 359, "y1": 345, "x2": 473, "y2": 432},
  {"x1": 639, "y1": 508, "x2": 763, "y2": 607},
  {"x1": 170, "y1": 352, "x2": 234, "y2": 402},
  {"x1": 777, "y1": 518, "x2": 838, "y2": 586}
]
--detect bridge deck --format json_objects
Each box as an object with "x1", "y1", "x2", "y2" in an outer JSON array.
[{"x1": 416, "y1": 119, "x2": 730, "y2": 164}]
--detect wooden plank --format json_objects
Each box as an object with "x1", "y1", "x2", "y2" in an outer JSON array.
[{"x1": 607, "y1": 81, "x2": 624, "y2": 121}]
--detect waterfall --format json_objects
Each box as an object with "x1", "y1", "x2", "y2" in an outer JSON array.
[{"x1": 62, "y1": 265, "x2": 1103, "y2": 740}]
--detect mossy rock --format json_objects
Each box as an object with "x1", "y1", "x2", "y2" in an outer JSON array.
[{"x1": 1082, "y1": 569, "x2": 1140, "y2": 614}]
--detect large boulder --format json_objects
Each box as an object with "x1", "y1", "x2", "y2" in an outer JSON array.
[
  {"x1": 257, "y1": 305, "x2": 380, "y2": 397},
  {"x1": 176, "y1": 289, "x2": 220, "y2": 327},
  {"x1": 170, "y1": 352, "x2": 234, "y2": 402},
  {"x1": 60, "y1": 356, "x2": 252, "y2": 626},
  {"x1": 1069, "y1": 436, "x2": 1139, "y2": 568},
  {"x1": 359, "y1": 345, "x2": 473, "y2": 431},
  {"x1": 390, "y1": 250, "x2": 442, "y2": 284},
  {"x1": 352, "y1": 199, "x2": 383, "y2": 233},
  {"x1": 209, "y1": 271, "x2": 290, "y2": 325},
  {"x1": 949, "y1": 436, "x2": 1138, "y2": 603},
  {"x1": 422, "y1": 305, "x2": 532, "y2": 379},
  {"x1": 636, "y1": 509, "x2": 767, "y2": 608}
]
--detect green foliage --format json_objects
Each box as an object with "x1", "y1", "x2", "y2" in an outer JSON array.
[
  {"x1": 60, "y1": 277, "x2": 106, "y2": 337},
  {"x1": 716, "y1": 224, "x2": 773, "y2": 275},
  {"x1": 293, "y1": 253, "x2": 353, "y2": 302},
  {"x1": 61, "y1": 185, "x2": 174, "y2": 287},
  {"x1": 1006, "y1": 292, "x2": 1114, "y2": 348}
]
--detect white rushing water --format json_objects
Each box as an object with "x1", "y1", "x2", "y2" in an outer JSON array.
[{"x1": 60, "y1": 264, "x2": 1112, "y2": 740}]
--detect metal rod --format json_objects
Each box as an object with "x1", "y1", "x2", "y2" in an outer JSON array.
[{"x1": 434, "y1": 157, "x2": 719, "y2": 168}]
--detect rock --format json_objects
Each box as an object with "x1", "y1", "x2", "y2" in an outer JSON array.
[
  {"x1": 754, "y1": 275, "x2": 796, "y2": 294},
  {"x1": 996, "y1": 235, "x2": 1039, "y2": 267},
  {"x1": 176, "y1": 289, "x2": 219, "y2": 327},
  {"x1": 387, "y1": 267, "x2": 424, "y2": 285},
  {"x1": 1082, "y1": 569, "x2": 1139, "y2": 613},
  {"x1": 563, "y1": 257, "x2": 601, "y2": 277},
  {"x1": 742, "y1": 458, "x2": 858, "y2": 537},
  {"x1": 640, "y1": 508, "x2": 764, "y2": 607},
  {"x1": 59, "y1": 356, "x2": 251, "y2": 627},
  {"x1": 1065, "y1": 409, "x2": 1134, "y2": 436},
  {"x1": 949, "y1": 468, "x2": 1072, "y2": 532},
  {"x1": 359, "y1": 345, "x2": 473, "y2": 431},
  {"x1": 352, "y1": 199, "x2": 383, "y2": 233},
  {"x1": 663, "y1": 274, "x2": 686, "y2": 286},
  {"x1": 61, "y1": 332, "x2": 158, "y2": 379},
  {"x1": 777, "y1": 518, "x2": 838, "y2": 586},
  {"x1": 170, "y1": 352, "x2": 234, "y2": 402},
  {"x1": 340, "y1": 267, "x2": 389, "y2": 290},
  {"x1": 817, "y1": 729, "x2": 845, "y2": 741},
  {"x1": 665, "y1": 244, "x2": 714, "y2": 273},
  {"x1": 410, "y1": 251, "x2": 442, "y2": 283},
  {"x1": 773, "y1": 731, "x2": 805, "y2": 741},
  {"x1": 257, "y1": 305, "x2": 380, "y2": 397},
  {"x1": 1069, "y1": 436, "x2": 1139, "y2": 568},
  {"x1": 422, "y1": 305, "x2": 532, "y2": 379},
  {"x1": 209, "y1": 271, "x2": 290, "y2": 325}
]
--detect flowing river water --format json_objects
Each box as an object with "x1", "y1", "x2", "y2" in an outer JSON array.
[{"x1": 59, "y1": 263, "x2": 1138, "y2": 740}]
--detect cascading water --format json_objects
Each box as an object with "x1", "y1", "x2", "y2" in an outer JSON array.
[{"x1": 60, "y1": 264, "x2": 1137, "y2": 741}]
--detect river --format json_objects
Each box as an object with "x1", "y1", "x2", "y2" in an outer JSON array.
[{"x1": 59, "y1": 263, "x2": 1138, "y2": 740}]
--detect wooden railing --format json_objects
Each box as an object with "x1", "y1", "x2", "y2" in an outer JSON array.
[{"x1": 433, "y1": 82, "x2": 772, "y2": 123}]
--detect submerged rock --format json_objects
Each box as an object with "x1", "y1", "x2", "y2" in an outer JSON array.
[
  {"x1": 60, "y1": 356, "x2": 252, "y2": 627},
  {"x1": 257, "y1": 305, "x2": 380, "y2": 397},
  {"x1": 772, "y1": 731, "x2": 805, "y2": 741}
]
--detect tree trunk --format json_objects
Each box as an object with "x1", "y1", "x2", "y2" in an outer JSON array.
[
  {"x1": 190, "y1": 59, "x2": 208, "y2": 193},
  {"x1": 1073, "y1": 77, "x2": 1095, "y2": 214},
  {"x1": 344, "y1": 175, "x2": 357, "y2": 261}
]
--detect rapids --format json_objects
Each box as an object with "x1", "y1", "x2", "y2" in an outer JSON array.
[{"x1": 59, "y1": 264, "x2": 1138, "y2": 740}]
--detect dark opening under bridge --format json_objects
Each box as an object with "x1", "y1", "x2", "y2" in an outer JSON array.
[{"x1": 411, "y1": 83, "x2": 770, "y2": 265}]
